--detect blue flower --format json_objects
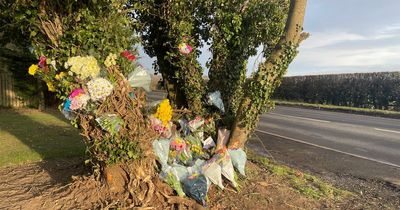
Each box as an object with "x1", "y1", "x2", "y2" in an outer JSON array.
[{"x1": 63, "y1": 99, "x2": 71, "y2": 111}]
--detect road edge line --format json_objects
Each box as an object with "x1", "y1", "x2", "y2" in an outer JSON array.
[
  {"x1": 255, "y1": 129, "x2": 400, "y2": 169},
  {"x1": 374, "y1": 128, "x2": 400, "y2": 134}
]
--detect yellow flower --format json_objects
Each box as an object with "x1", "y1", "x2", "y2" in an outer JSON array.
[
  {"x1": 104, "y1": 53, "x2": 117, "y2": 68},
  {"x1": 64, "y1": 56, "x2": 100, "y2": 80},
  {"x1": 46, "y1": 82, "x2": 56, "y2": 92},
  {"x1": 55, "y1": 72, "x2": 66, "y2": 80},
  {"x1": 28, "y1": 64, "x2": 38, "y2": 75},
  {"x1": 154, "y1": 99, "x2": 173, "y2": 126}
]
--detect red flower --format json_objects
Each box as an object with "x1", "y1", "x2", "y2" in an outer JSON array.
[
  {"x1": 38, "y1": 56, "x2": 47, "y2": 68},
  {"x1": 120, "y1": 50, "x2": 136, "y2": 61}
]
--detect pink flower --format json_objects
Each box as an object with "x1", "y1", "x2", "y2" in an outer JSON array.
[
  {"x1": 120, "y1": 50, "x2": 136, "y2": 61},
  {"x1": 149, "y1": 116, "x2": 171, "y2": 138},
  {"x1": 69, "y1": 94, "x2": 89, "y2": 110},
  {"x1": 171, "y1": 138, "x2": 186, "y2": 151},
  {"x1": 178, "y1": 43, "x2": 193, "y2": 54},
  {"x1": 69, "y1": 88, "x2": 85, "y2": 99},
  {"x1": 38, "y1": 56, "x2": 47, "y2": 68}
]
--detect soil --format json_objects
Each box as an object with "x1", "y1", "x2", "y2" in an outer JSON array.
[{"x1": 1, "y1": 157, "x2": 399, "y2": 209}]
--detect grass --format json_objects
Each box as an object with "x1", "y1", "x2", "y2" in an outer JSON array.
[
  {"x1": 275, "y1": 100, "x2": 400, "y2": 118},
  {"x1": 247, "y1": 151, "x2": 352, "y2": 200},
  {"x1": 0, "y1": 108, "x2": 85, "y2": 167}
]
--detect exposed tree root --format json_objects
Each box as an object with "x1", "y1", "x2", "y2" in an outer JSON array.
[{"x1": 68, "y1": 66, "x2": 202, "y2": 209}]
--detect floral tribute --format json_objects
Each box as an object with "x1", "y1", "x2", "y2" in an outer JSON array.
[
  {"x1": 178, "y1": 42, "x2": 193, "y2": 55},
  {"x1": 26, "y1": 51, "x2": 155, "y2": 169},
  {"x1": 27, "y1": 50, "x2": 247, "y2": 207},
  {"x1": 87, "y1": 77, "x2": 113, "y2": 101}
]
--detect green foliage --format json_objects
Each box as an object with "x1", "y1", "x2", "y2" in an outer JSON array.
[
  {"x1": 274, "y1": 72, "x2": 400, "y2": 111},
  {"x1": 93, "y1": 135, "x2": 142, "y2": 165},
  {"x1": 207, "y1": 0, "x2": 289, "y2": 123},
  {"x1": 1, "y1": 0, "x2": 145, "y2": 167},
  {"x1": 249, "y1": 152, "x2": 351, "y2": 200},
  {"x1": 1, "y1": 0, "x2": 137, "y2": 98},
  {"x1": 134, "y1": 0, "x2": 290, "y2": 123},
  {"x1": 133, "y1": 0, "x2": 206, "y2": 114},
  {"x1": 242, "y1": 43, "x2": 298, "y2": 132}
]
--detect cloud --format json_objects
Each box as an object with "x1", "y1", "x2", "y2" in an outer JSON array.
[
  {"x1": 296, "y1": 45, "x2": 400, "y2": 68},
  {"x1": 288, "y1": 23, "x2": 400, "y2": 76},
  {"x1": 301, "y1": 32, "x2": 366, "y2": 49}
]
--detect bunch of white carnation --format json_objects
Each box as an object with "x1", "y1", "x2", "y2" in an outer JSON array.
[{"x1": 87, "y1": 77, "x2": 113, "y2": 101}]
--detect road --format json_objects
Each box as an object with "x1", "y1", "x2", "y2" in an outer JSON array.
[{"x1": 147, "y1": 91, "x2": 400, "y2": 184}]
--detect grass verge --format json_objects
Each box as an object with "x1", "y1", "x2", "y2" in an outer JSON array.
[
  {"x1": 0, "y1": 108, "x2": 85, "y2": 167},
  {"x1": 247, "y1": 150, "x2": 352, "y2": 200},
  {"x1": 275, "y1": 100, "x2": 400, "y2": 119}
]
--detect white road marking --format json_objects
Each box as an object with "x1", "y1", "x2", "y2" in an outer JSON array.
[
  {"x1": 269, "y1": 113, "x2": 331, "y2": 123},
  {"x1": 255, "y1": 129, "x2": 400, "y2": 169},
  {"x1": 374, "y1": 128, "x2": 400, "y2": 134}
]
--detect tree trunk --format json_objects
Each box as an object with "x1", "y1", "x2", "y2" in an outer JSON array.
[
  {"x1": 162, "y1": 72, "x2": 187, "y2": 109},
  {"x1": 37, "y1": 78, "x2": 45, "y2": 111},
  {"x1": 228, "y1": 0, "x2": 308, "y2": 149}
]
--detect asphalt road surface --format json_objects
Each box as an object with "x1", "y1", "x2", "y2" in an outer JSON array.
[{"x1": 148, "y1": 91, "x2": 400, "y2": 185}]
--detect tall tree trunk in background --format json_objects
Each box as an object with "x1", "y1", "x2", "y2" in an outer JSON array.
[
  {"x1": 228, "y1": 0, "x2": 308, "y2": 149},
  {"x1": 157, "y1": 54, "x2": 187, "y2": 109},
  {"x1": 37, "y1": 78, "x2": 45, "y2": 111}
]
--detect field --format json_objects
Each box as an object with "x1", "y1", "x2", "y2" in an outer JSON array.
[{"x1": 0, "y1": 109, "x2": 85, "y2": 167}]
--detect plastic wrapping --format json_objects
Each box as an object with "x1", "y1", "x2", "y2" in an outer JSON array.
[
  {"x1": 95, "y1": 114, "x2": 123, "y2": 135},
  {"x1": 187, "y1": 116, "x2": 205, "y2": 142},
  {"x1": 61, "y1": 108, "x2": 74, "y2": 120},
  {"x1": 187, "y1": 159, "x2": 205, "y2": 175},
  {"x1": 178, "y1": 119, "x2": 190, "y2": 136},
  {"x1": 149, "y1": 116, "x2": 172, "y2": 138},
  {"x1": 128, "y1": 65, "x2": 151, "y2": 92},
  {"x1": 160, "y1": 163, "x2": 190, "y2": 197},
  {"x1": 188, "y1": 116, "x2": 204, "y2": 132},
  {"x1": 202, "y1": 136, "x2": 216, "y2": 150},
  {"x1": 207, "y1": 91, "x2": 225, "y2": 113},
  {"x1": 219, "y1": 152, "x2": 238, "y2": 187},
  {"x1": 162, "y1": 172, "x2": 185, "y2": 197},
  {"x1": 228, "y1": 149, "x2": 247, "y2": 176},
  {"x1": 182, "y1": 175, "x2": 208, "y2": 206},
  {"x1": 202, "y1": 158, "x2": 224, "y2": 189},
  {"x1": 152, "y1": 139, "x2": 171, "y2": 167}
]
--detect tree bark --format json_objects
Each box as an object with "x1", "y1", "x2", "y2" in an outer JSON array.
[
  {"x1": 228, "y1": 0, "x2": 308, "y2": 149},
  {"x1": 37, "y1": 78, "x2": 45, "y2": 111}
]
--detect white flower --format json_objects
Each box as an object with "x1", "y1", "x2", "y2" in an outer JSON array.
[
  {"x1": 87, "y1": 77, "x2": 113, "y2": 101},
  {"x1": 65, "y1": 56, "x2": 100, "y2": 80},
  {"x1": 70, "y1": 94, "x2": 90, "y2": 110},
  {"x1": 50, "y1": 60, "x2": 57, "y2": 70}
]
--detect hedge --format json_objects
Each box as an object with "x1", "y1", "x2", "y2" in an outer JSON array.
[{"x1": 273, "y1": 72, "x2": 400, "y2": 111}]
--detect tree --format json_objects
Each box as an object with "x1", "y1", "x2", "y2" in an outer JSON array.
[
  {"x1": 137, "y1": 0, "x2": 308, "y2": 148},
  {"x1": 2, "y1": 0, "x2": 308, "y2": 207},
  {"x1": 227, "y1": 0, "x2": 308, "y2": 148},
  {"x1": 133, "y1": 0, "x2": 206, "y2": 114}
]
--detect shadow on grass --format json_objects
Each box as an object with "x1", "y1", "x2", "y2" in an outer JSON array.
[{"x1": 0, "y1": 108, "x2": 87, "y2": 184}]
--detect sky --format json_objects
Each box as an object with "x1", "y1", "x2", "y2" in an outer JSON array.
[{"x1": 139, "y1": 0, "x2": 400, "y2": 76}]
